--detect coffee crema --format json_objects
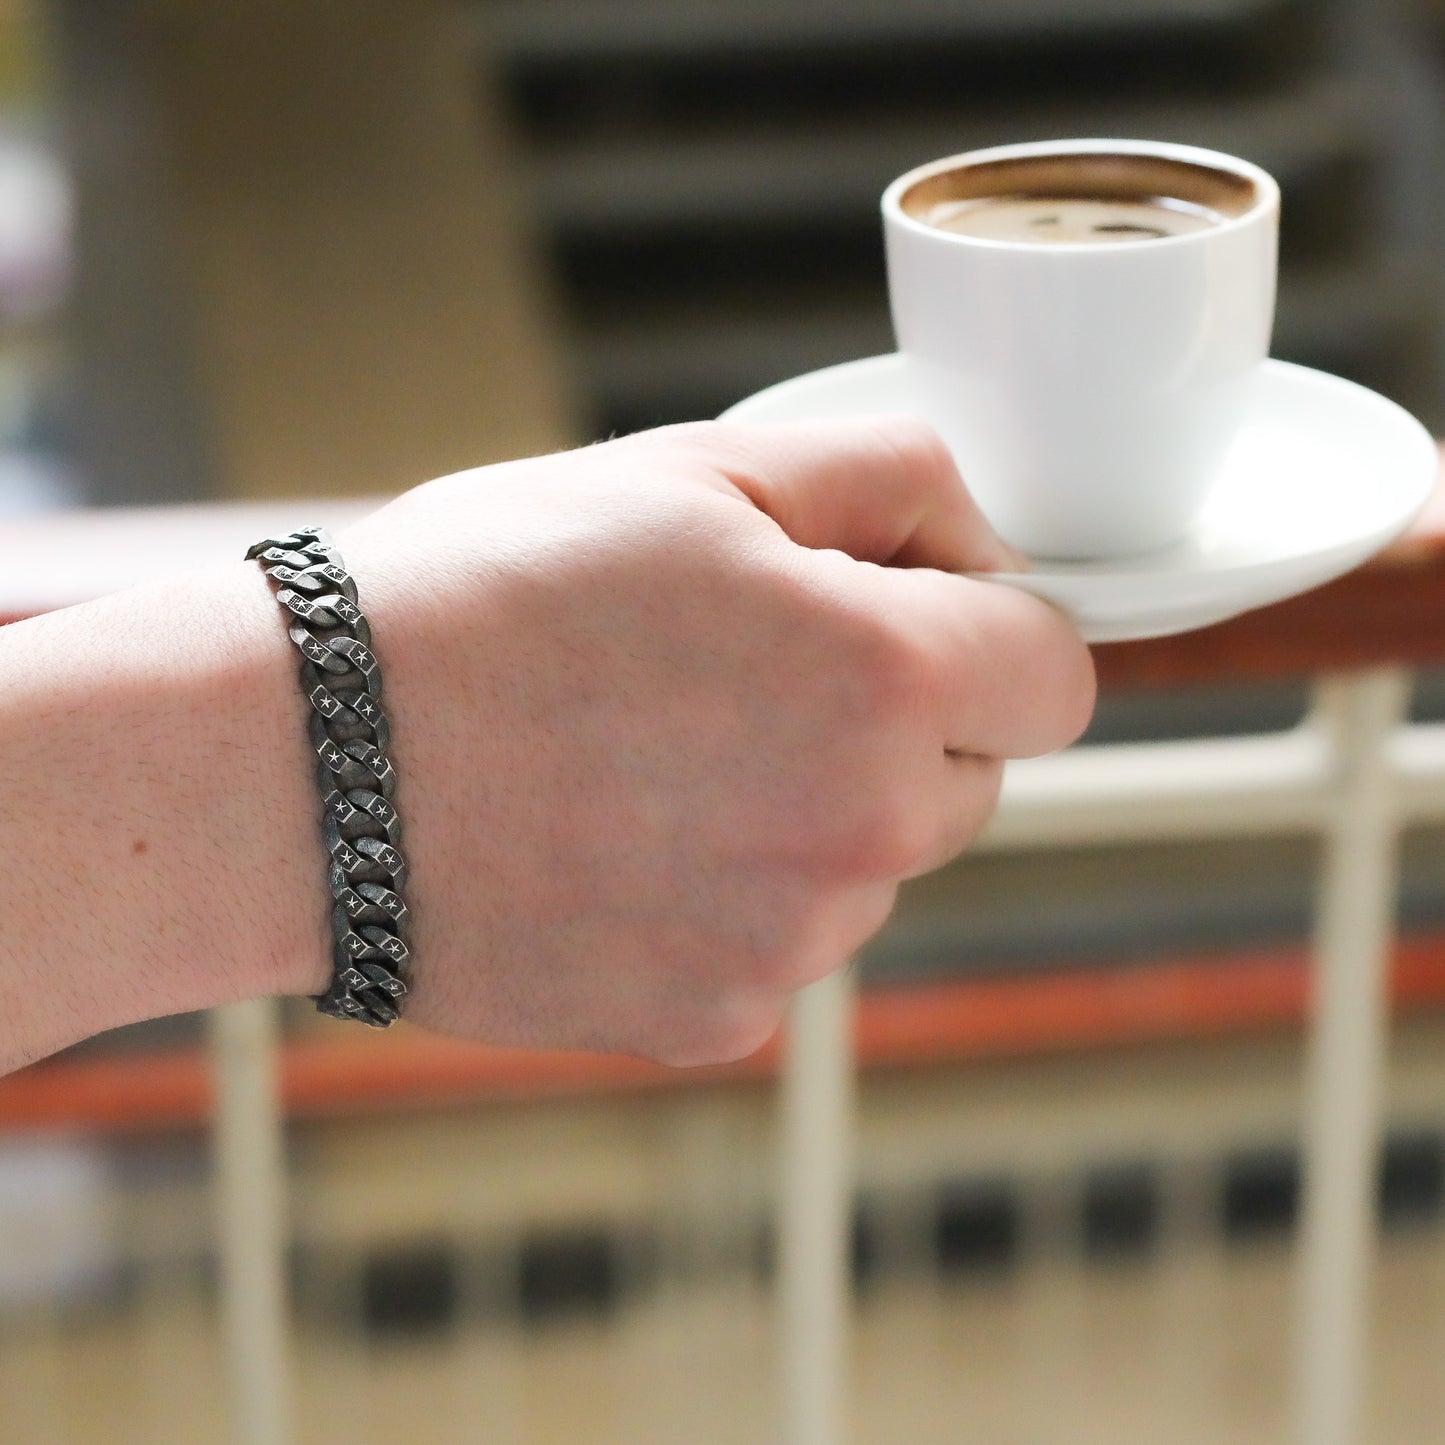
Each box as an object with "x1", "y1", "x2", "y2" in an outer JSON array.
[{"x1": 901, "y1": 151, "x2": 1258, "y2": 246}]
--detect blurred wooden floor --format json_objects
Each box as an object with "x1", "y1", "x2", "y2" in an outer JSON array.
[{"x1": 3, "y1": 1226, "x2": 1444, "y2": 1444}]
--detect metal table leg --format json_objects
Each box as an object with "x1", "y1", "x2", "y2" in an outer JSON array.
[
  {"x1": 209, "y1": 998, "x2": 294, "y2": 1445},
  {"x1": 1293, "y1": 669, "x2": 1411, "y2": 1445},
  {"x1": 780, "y1": 968, "x2": 857, "y2": 1445}
]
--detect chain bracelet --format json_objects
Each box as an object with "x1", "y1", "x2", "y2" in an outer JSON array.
[{"x1": 245, "y1": 526, "x2": 410, "y2": 1027}]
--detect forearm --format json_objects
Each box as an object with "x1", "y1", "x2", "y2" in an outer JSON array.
[{"x1": 1, "y1": 560, "x2": 329, "y2": 1072}]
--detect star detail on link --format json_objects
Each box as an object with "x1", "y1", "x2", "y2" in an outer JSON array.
[{"x1": 323, "y1": 745, "x2": 344, "y2": 768}]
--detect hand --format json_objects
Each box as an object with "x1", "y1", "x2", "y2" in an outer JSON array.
[{"x1": 336, "y1": 417, "x2": 1095, "y2": 1064}]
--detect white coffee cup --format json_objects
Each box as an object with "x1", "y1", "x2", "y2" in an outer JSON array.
[{"x1": 882, "y1": 139, "x2": 1280, "y2": 560}]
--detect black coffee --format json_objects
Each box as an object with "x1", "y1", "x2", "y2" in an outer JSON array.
[
  {"x1": 922, "y1": 194, "x2": 1223, "y2": 244},
  {"x1": 901, "y1": 151, "x2": 1257, "y2": 246}
]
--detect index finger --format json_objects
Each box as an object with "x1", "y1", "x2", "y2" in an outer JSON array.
[{"x1": 656, "y1": 413, "x2": 1028, "y2": 573}]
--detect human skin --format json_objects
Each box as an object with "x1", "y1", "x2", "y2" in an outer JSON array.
[{"x1": 0, "y1": 416, "x2": 1095, "y2": 1075}]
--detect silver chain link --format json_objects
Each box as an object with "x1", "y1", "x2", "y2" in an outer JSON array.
[{"x1": 245, "y1": 526, "x2": 410, "y2": 1027}]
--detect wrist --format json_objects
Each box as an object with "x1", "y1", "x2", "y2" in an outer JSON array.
[
  {"x1": 198, "y1": 559, "x2": 336, "y2": 1003},
  {"x1": 1, "y1": 559, "x2": 330, "y2": 1066}
]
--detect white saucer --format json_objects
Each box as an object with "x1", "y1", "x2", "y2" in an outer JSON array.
[{"x1": 722, "y1": 355, "x2": 1438, "y2": 643}]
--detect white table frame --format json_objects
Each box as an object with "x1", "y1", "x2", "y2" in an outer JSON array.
[{"x1": 776, "y1": 667, "x2": 1420, "y2": 1445}]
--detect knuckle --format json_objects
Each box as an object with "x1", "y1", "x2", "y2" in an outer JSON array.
[
  {"x1": 727, "y1": 902, "x2": 834, "y2": 994},
  {"x1": 878, "y1": 800, "x2": 938, "y2": 877},
  {"x1": 839, "y1": 607, "x2": 929, "y2": 722},
  {"x1": 864, "y1": 413, "x2": 955, "y2": 487},
  {"x1": 771, "y1": 902, "x2": 853, "y2": 991},
  {"x1": 831, "y1": 792, "x2": 934, "y2": 881},
  {"x1": 621, "y1": 417, "x2": 722, "y2": 452},
  {"x1": 667, "y1": 418, "x2": 733, "y2": 456},
  {"x1": 979, "y1": 754, "x2": 1006, "y2": 812},
  {"x1": 713, "y1": 1003, "x2": 786, "y2": 1063},
  {"x1": 651, "y1": 997, "x2": 784, "y2": 1069},
  {"x1": 938, "y1": 755, "x2": 1004, "y2": 861},
  {"x1": 860, "y1": 882, "x2": 901, "y2": 942},
  {"x1": 727, "y1": 934, "x2": 792, "y2": 993},
  {"x1": 630, "y1": 418, "x2": 750, "y2": 472},
  {"x1": 827, "y1": 882, "x2": 899, "y2": 957}
]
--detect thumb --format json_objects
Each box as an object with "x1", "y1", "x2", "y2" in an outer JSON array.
[{"x1": 683, "y1": 414, "x2": 1027, "y2": 573}]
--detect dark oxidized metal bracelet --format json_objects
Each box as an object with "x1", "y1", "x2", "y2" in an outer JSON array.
[{"x1": 245, "y1": 526, "x2": 410, "y2": 1027}]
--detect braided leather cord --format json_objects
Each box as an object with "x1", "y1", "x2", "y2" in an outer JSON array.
[{"x1": 245, "y1": 526, "x2": 410, "y2": 1027}]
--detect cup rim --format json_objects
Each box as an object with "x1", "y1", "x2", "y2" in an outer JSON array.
[{"x1": 882, "y1": 138, "x2": 1280, "y2": 252}]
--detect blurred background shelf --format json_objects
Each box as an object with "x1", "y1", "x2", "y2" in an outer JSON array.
[{"x1": 480, "y1": 0, "x2": 1445, "y2": 438}]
